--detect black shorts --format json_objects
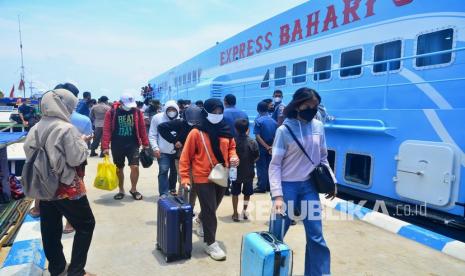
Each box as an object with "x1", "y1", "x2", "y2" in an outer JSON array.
[
  {"x1": 112, "y1": 145, "x2": 140, "y2": 168},
  {"x1": 231, "y1": 180, "x2": 254, "y2": 196}
]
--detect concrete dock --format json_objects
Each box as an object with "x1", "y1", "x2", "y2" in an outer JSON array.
[{"x1": 57, "y1": 157, "x2": 465, "y2": 276}]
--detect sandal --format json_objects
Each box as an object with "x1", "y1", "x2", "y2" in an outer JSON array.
[
  {"x1": 232, "y1": 214, "x2": 240, "y2": 222},
  {"x1": 63, "y1": 227, "x2": 75, "y2": 234},
  {"x1": 242, "y1": 211, "x2": 249, "y2": 220},
  {"x1": 129, "y1": 191, "x2": 143, "y2": 200},
  {"x1": 113, "y1": 193, "x2": 125, "y2": 200},
  {"x1": 29, "y1": 207, "x2": 40, "y2": 218}
]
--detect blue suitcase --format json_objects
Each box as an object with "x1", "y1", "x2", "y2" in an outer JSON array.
[
  {"x1": 156, "y1": 193, "x2": 192, "y2": 262},
  {"x1": 241, "y1": 231, "x2": 293, "y2": 276}
]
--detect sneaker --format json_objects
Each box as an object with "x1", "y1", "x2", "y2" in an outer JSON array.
[
  {"x1": 204, "y1": 242, "x2": 226, "y2": 261},
  {"x1": 242, "y1": 210, "x2": 249, "y2": 220},
  {"x1": 193, "y1": 217, "x2": 204, "y2": 237},
  {"x1": 90, "y1": 151, "x2": 97, "y2": 157}
]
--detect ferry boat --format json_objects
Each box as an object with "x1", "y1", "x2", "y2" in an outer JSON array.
[{"x1": 147, "y1": 0, "x2": 465, "y2": 232}]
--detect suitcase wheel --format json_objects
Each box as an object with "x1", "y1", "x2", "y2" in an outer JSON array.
[
  {"x1": 156, "y1": 243, "x2": 161, "y2": 250},
  {"x1": 165, "y1": 255, "x2": 174, "y2": 263}
]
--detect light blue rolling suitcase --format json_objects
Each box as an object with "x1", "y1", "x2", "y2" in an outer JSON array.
[{"x1": 241, "y1": 231, "x2": 293, "y2": 276}]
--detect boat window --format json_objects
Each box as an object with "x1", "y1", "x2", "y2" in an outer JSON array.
[
  {"x1": 374, "y1": 40, "x2": 401, "y2": 73},
  {"x1": 327, "y1": 149, "x2": 336, "y2": 172},
  {"x1": 292, "y1": 61, "x2": 307, "y2": 83},
  {"x1": 192, "y1": 70, "x2": 197, "y2": 82},
  {"x1": 187, "y1": 72, "x2": 191, "y2": 84},
  {"x1": 274, "y1": 66, "x2": 286, "y2": 86},
  {"x1": 183, "y1": 74, "x2": 186, "y2": 85},
  {"x1": 416, "y1": 28, "x2": 454, "y2": 67},
  {"x1": 314, "y1": 55, "x2": 332, "y2": 81},
  {"x1": 261, "y1": 69, "x2": 270, "y2": 88},
  {"x1": 344, "y1": 153, "x2": 371, "y2": 186},
  {"x1": 340, "y1": 49, "x2": 362, "y2": 77},
  {"x1": 198, "y1": 68, "x2": 202, "y2": 80},
  {"x1": 179, "y1": 76, "x2": 182, "y2": 86},
  {"x1": 174, "y1": 78, "x2": 178, "y2": 87}
]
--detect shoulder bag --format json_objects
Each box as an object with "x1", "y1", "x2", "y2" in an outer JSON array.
[
  {"x1": 199, "y1": 131, "x2": 229, "y2": 187},
  {"x1": 283, "y1": 124, "x2": 336, "y2": 194}
]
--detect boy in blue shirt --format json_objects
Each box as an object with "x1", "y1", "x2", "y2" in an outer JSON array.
[{"x1": 253, "y1": 101, "x2": 278, "y2": 193}]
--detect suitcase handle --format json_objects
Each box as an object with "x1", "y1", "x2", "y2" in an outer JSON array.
[
  {"x1": 259, "y1": 232, "x2": 277, "y2": 244},
  {"x1": 174, "y1": 186, "x2": 191, "y2": 205}
]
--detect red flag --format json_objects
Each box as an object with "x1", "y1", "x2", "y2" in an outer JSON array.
[
  {"x1": 9, "y1": 85, "x2": 15, "y2": 98},
  {"x1": 18, "y1": 79, "x2": 25, "y2": 91}
]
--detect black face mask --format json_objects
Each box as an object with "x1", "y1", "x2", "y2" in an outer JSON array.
[{"x1": 298, "y1": 107, "x2": 318, "y2": 121}]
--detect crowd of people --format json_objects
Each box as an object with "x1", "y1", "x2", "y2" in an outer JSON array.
[{"x1": 23, "y1": 82, "x2": 336, "y2": 276}]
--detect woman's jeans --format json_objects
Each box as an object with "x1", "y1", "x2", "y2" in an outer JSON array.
[{"x1": 279, "y1": 180, "x2": 330, "y2": 276}]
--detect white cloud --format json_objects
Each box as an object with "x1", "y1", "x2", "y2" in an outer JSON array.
[{"x1": 0, "y1": 0, "x2": 307, "y2": 100}]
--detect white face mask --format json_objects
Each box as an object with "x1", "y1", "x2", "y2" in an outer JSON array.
[
  {"x1": 167, "y1": 111, "x2": 178, "y2": 119},
  {"x1": 207, "y1": 113, "x2": 223, "y2": 124},
  {"x1": 122, "y1": 105, "x2": 131, "y2": 111},
  {"x1": 274, "y1": 97, "x2": 282, "y2": 103}
]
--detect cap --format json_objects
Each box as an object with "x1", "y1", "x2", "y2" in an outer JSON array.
[{"x1": 120, "y1": 93, "x2": 137, "y2": 108}]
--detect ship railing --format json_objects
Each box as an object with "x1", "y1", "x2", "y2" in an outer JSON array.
[
  {"x1": 223, "y1": 46, "x2": 465, "y2": 89},
  {"x1": 219, "y1": 46, "x2": 465, "y2": 109}
]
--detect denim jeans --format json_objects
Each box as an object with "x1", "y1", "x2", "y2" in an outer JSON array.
[
  {"x1": 256, "y1": 146, "x2": 272, "y2": 191},
  {"x1": 169, "y1": 156, "x2": 177, "y2": 191},
  {"x1": 279, "y1": 179, "x2": 330, "y2": 276},
  {"x1": 157, "y1": 153, "x2": 176, "y2": 196}
]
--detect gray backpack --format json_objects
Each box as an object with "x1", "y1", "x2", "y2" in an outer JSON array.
[{"x1": 22, "y1": 126, "x2": 60, "y2": 200}]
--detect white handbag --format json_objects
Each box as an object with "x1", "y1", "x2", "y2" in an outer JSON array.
[{"x1": 199, "y1": 131, "x2": 229, "y2": 187}]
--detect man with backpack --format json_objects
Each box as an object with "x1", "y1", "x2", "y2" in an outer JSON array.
[
  {"x1": 102, "y1": 93, "x2": 150, "y2": 201},
  {"x1": 157, "y1": 105, "x2": 202, "y2": 206}
]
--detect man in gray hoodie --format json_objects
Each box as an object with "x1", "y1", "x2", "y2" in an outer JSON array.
[{"x1": 149, "y1": 100, "x2": 179, "y2": 196}]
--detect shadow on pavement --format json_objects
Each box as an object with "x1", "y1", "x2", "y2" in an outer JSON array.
[
  {"x1": 93, "y1": 195, "x2": 128, "y2": 207},
  {"x1": 146, "y1": 220, "x2": 156, "y2": 226},
  {"x1": 143, "y1": 195, "x2": 159, "y2": 203}
]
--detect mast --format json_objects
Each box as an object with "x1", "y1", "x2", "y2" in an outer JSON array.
[
  {"x1": 29, "y1": 81, "x2": 34, "y2": 98},
  {"x1": 18, "y1": 15, "x2": 25, "y2": 98}
]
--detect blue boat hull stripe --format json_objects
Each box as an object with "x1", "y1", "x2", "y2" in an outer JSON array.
[{"x1": 321, "y1": 196, "x2": 465, "y2": 262}]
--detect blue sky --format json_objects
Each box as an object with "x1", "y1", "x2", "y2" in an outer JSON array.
[{"x1": 0, "y1": 0, "x2": 305, "y2": 101}]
